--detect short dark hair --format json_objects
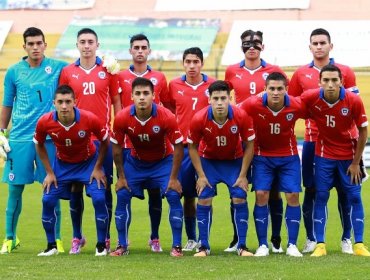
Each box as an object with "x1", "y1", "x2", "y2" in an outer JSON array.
[
  {"x1": 55, "y1": 85, "x2": 75, "y2": 99},
  {"x1": 23, "y1": 27, "x2": 45, "y2": 44},
  {"x1": 319, "y1": 64, "x2": 342, "y2": 80},
  {"x1": 265, "y1": 72, "x2": 287, "y2": 86},
  {"x1": 310, "y1": 28, "x2": 331, "y2": 43},
  {"x1": 182, "y1": 47, "x2": 203, "y2": 63},
  {"x1": 77, "y1": 28, "x2": 98, "y2": 40},
  {"x1": 240, "y1": 29, "x2": 263, "y2": 41},
  {"x1": 208, "y1": 80, "x2": 230, "y2": 96},
  {"x1": 130, "y1": 34, "x2": 150, "y2": 48},
  {"x1": 132, "y1": 77, "x2": 154, "y2": 93}
]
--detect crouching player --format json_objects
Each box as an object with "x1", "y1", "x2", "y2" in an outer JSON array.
[
  {"x1": 110, "y1": 77, "x2": 184, "y2": 257},
  {"x1": 34, "y1": 85, "x2": 110, "y2": 256},
  {"x1": 187, "y1": 80, "x2": 255, "y2": 257}
]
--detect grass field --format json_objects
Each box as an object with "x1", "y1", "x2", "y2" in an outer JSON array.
[{"x1": 0, "y1": 172, "x2": 370, "y2": 280}]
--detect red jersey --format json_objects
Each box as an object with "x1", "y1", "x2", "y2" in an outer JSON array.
[
  {"x1": 187, "y1": 105, "x2": 255, "y2": 160},
  {"x1": 288, "y1": 58, "x2": 359, "y2": 142},
  {"x1": 118, "y1": 65, "x2": 168, "y2": 108},
  {"x1": 166, "y1": 74, "x2": 216, "y2": 142},
  {"x1": 33, "y1": 108, "x2": 108, "y2": 163},
  {"x1": 225, "y1": 59, "x2": 288, "y2": 104},
  {"x1": 300, "y1": 88, "x2": 368, "y2": 160},
  {"x1": 111, "y1": 104, "x2": 183, "y2": 162},
  {"x1": 59, "y1": 57, "x2": 119, "y2": 131},
  {"x1": 239, "y1": 93, "x2": 306, "y2": 156}
]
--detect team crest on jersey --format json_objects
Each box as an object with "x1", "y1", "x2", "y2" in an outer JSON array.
[
  {"x1": 152, "y1": 126, "x2": 160, "y2": 133},
  {"x1": 262, "y1": 72, "x2": 269, "y2": 80},
  {"x1": 204, "y1": 89, "x2": 210, "y2": 97},
  {"x1": 44, "y1": 66, "x2": 52, "y2": 74},
  {"x1": 78, "y1": 130, "x2": 86, "y2": 138},
  {"x1": 98, "y1": 71, "x2": 106, "y2": 79},
  {"x1": 341, "y1": 108, "x2": 349, "y2": 116},
  {"x1": 8, "y1": 172, "x2": 15, "y2": 181},
  {"x1": 286, "y1": 113, "x2": 294, "y2": 121},
  {"x1": 230, "y1": 125, "x2": 238, "y2": 134},
  {"x1": 150, "y1": 77, "x2": 158, "y2": 86}
]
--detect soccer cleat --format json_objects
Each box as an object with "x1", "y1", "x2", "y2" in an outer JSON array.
[
  {"x1": 148, "y1": 238, "x2": 163, "y2": 253},
  {"x1": 194, "y1": 246, "x2": 210, "y2": 257},
  {"x1": 95, "y1": 242, "x2": 107, "y2": 257},
  {"x1": 302, "y1": 238, "x2": 317, "y2": 253},
  {"x1": 286, "y1": 244, "x2": 303, "y2": 257},
  {"x1": 310, "y1": 243, "x2": 327, "y2": 257},
  {"x1": 341, "y1": 239, "x2": 353, "y2": 254},
  {"x1": 170, "y1": 246, "x2": 183, "y2": 257},
  {"x1": 254, "y1": 244, "x2": 269, "y2": 257},
  {"x1": 0, "y1": 237, "x2": 20, "y2": 254},
  {"x1": 37, "y1": 243, "x2": 58, "y2": 257},
  {"x1": 105, "y1": 238, "x2": 111, "y2": 253},
  {"x1": 237, "y1": 245, "x2": 254, "y2": 257},
  {"x1": 224, "y1": 240, "x2": 238, "y2": 252},
  {"x1": 69, "y1": 237, "x2": 86, "y2": 255},
  {"x1": 56, "y1": 239, "x2": 65, "y2": 253},
  {"x1": 110, "y1": 245, "x2": 129, "y2": 256},
  {"x1": 183, "y1": 239, "x2": 198, "y2": 251},
  {"x1": 271, "y1": 236, "x2": 284, "y2": 253},
  {"x1": 353, "y1": 243, "x2": 370, "y2": 256}
]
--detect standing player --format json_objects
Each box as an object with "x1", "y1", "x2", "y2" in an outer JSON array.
[
  {"x1": 289, "y1": 28, "x2": 359, "y2": 254},
  {"x1": 187, "y1": 80, "x2": 255, "y2": 257},
  {"x1": 224, "y1": 29, "x2": 287, "y2": 253},
  {"x1": 118, "y1": 34, "x2": 169, "y2": 252},
  {"x1": 300, "y1": 65, "x2": 370, "y2": 257},
  {"x1": 109, "y1": 77, "x2": 184, "y2": 257},
  {"x1": 163, "y1": 47, "x2": 216, "y2": 251},
  {"x1": 0, "y1": 27, "x2": 67, "y2": 254},
  {"x1": 34, "y1": 85, "x2": 109, "y2": 256},
  {"x1": 59, "y1": 28, "x2": 121, "y2": 254},
  {"x1": 239, "y1": 72, "x2": 305, "y2": 257}
]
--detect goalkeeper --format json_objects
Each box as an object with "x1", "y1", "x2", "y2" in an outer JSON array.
[{"x1": 0, "y1": 27, "x2": 67, "y2": 254}]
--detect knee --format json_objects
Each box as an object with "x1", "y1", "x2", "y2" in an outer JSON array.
[
  {"x1": 166, "y1": 190, "x2": 181, "y2": 205},
  {"x1": 347, "y1": 192, "x2": 362, "y2": 205},
  {"x1": 42, "y1": 195, "x2": 58, "y2": 210},
  {"x1": 255, "y1": 191, "x2": 269, "y2": 206},
  {"x1": 315, "y1": 191, "x2": 330, "y2": 204},
  {"x1": 116, "y1": 188, "x2": 132, "y2": 205}
]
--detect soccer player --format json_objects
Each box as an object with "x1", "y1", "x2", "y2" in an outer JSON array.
[
  {"x1": 300, "y1": 64, "x2": 370, "y2": 257},
  {"x1": 187, "y1": 80, "x2": 255, "y2": 257},
  {"x1": 109, "y1": 77, "x2": 184, "y2": 257},
  {"x1": 0, "y1": 27, "x2": 67, "y2": 254},
  {"x1": 118, "y1": 33, "x2": 169, "y2": 252},
  {"x1": 164, "y1": 47, "x2": 216, "y2": 251},
  {"x1": 239, "y1": 72, "x2": 305, "y2": 257},
  {"x1": 34, "y1": 85, "x2": 110, "y2": 256},
  {"x1": 59, "y1": 28, "x2": 121, "y2": 254},
  {"x1": 288, "y1": 28, "x2": 359, "y2": 254},
  {"x1": 224, "y1": 29, "x2": 287, "y2": 253}
]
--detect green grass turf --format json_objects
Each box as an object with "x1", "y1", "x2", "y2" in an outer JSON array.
[{"x1": 0, "y1": 174, "x2": 370, "y2": 279}]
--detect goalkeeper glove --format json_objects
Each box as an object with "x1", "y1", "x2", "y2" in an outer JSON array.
[{"x1": 0, "y1": 129, "x2": 10, "y2": 161}]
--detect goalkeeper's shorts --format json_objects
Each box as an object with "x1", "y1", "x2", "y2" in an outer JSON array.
[{"x1": 2, "y1": 140, "x2": 55, "y2": 185}]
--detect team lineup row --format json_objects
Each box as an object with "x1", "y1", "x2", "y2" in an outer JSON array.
[{"x1": 0, "y1": 26, "x2": 368, "y2": 258}]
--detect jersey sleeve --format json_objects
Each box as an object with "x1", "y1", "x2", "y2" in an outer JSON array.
[
  {"x1": 3, "y1": 67, "x2": 16, "y2": 107},
  {"x1": 111, "y1": 111, "x2": 126, "y2": 145},
  {"x1": 288, "y1": 70, "x2": 303, "y2": 97},
  {"x1": 164, "y1": 110, "x2": 183, "y2": 144},
  {"x1": 90, "y1": 113, "x2": 109, "y2": 141},
  {"x1": 187, "y1": 111, "x2": 203, "y2": 144},
  {"x1": 343, "y1": 67, "x2": 359, "y2": 94},
  {"x1": 33, "y1": 115, "x2": 48, "y2": 144},
  {"x1": 166, "y1": 81, "x2": 176, "y2": 106},
  {"x1": 58, "y1": 67, "x2": 69, "y2": 86},
  {"x1": 108, "y1": 73, "x2": 120, "y2": 99},
  {"x1": 224, "y1": 66, "x2": 234, "y2": 91},
  {"x1": 158, "y1": 74, "x2": 169, "y2": 103},
  {"x1": 352, "y1": 96, "x2": 368, "y2": 128},
  {"x1": 238, "y1": 110, "x2": 255, "y2": 142}
]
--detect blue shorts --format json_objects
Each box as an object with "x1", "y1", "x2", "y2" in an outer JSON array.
[
  {"x1": 252, "y1": 155, "x2": 301, "y2": 193},
  {"x1": 94, "y1": 140, "x2": 113, "y2": 186},
  {"x1": 302, "y1": 141, "x2": 315, "y2": 188},
  {"x1": 2, "y1": 140, "x2": 55, "y2": 185},
  {"x1": 123, "y1": 154, "x2": 173, "y2": 199},
  {"x1": 198, "y1": 157, "x2": 247, "y2": 200},
  {"x1": 314, "y1": 156, "x2": 361, "y2": 194},
  {"x1": 179, "y1": 147, "x2": 197, "y2": 198},
  {"x1": 44, "y1": 151, "x2": 106, "y2": 199}
]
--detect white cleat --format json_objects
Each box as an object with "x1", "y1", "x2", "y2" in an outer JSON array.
[
  {"x1": 341, "y1": 238, "x2": 353, "y2": 254},
  {"x1": 254, "y1": 244, "x2": 269, "y2": 257},
  {"x1": 183, "y1": 240, "x2": 199, "y2": 252},
  {"x1": 224, "y1": 243, "x2": 238, "y2": 252},
  {"x1": 302, "y1": 238, "x2": 317, "y2": 253},
  {"x1": 95, "y1": 248, "x2": 107, "y2": 257},
  {"x1": 37, "y1": 247, "x2": 58, "y2": 257},
  {"x1": 286, "y1": 244, "x2": 303, "y2": 257}
]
